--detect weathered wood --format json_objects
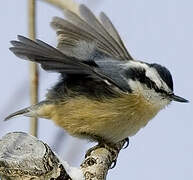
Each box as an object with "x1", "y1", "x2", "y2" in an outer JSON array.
[
  {"x1": 0, "y1": 132, "x2": 71, "y2": 180},
  {"x1": 81, "y1": 142, "x2": 125, "y2": 180},
  {"x1": 0, "y1": 132, "x2": 125, "y2": 180}
]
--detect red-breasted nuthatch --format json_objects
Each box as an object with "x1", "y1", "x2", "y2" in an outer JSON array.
[{"x1": 5, "y1": 4, "x2": 188, "y2": 144}]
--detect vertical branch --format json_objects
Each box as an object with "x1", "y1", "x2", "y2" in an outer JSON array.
[
  {"x1": 28, "y1": 0, "x2": 39, "y2": 137},
  {"x1": 43, "y1": 0, "x2": 79, "y2": 14}
]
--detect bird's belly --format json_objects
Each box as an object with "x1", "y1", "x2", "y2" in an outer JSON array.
[
  {"x1": 92, "y1": 108, "x2": 158, "y2": 143},
  {"x1": 40, "y1": 94, "x2": 161, "y2": 143}
]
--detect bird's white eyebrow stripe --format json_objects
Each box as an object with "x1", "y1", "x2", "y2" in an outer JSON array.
[{"x1": 122, "y1": 60, "x2": 170, "y2": 92}]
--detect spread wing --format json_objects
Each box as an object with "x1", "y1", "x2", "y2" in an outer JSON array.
[
  {"x1": 10, "y1": 35, "x2": 128, "y2": 93},
  {"x1": 51, "y1": 4, "x2": 133, "y2": 61}
]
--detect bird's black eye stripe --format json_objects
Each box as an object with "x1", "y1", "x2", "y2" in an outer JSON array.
[{"x1": 124, "y1": 67, "x2": 169, "y2": 94}]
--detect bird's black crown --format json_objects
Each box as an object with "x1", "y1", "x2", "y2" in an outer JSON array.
[{"x1": 150, "y1": 63, "x2": 173, "y2": 91}]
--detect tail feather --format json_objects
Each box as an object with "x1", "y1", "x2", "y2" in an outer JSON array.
[
  {"x1": 4, "y1": 107, "x2": 34, "y2": 121},
  {"x1": 4, "y1": 101, "x2": 51, "y2": 121}
]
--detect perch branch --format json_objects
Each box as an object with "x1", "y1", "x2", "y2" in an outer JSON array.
[
  {"x1": 0, "y1": 132, "x2": 74, "y2": 180},
  {"x1": 0, "y1": 132, "x2": 125, "y2": 180},
  {"x1": 81, "y1": 142, "x2": 125, "y2": 180}
]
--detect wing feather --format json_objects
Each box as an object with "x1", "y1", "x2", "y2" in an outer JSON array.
[
  {"x1": 51, "y1": 17, "x2": 116, "y2": 57},
  {"x1": 99, "y1": 12, "x2": 133, "y2": 60},
  {"x1": 51, "y1": 4, "x2": 133, "y2": 61},
  {"x1": 10, "y1": 36, "x2": 126, "y2": 92}
]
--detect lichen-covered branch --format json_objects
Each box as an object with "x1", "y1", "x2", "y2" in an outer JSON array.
[
  {"x1": 0, "y1": 132, "x2": 125, "y2": 180},
  {"x1": 0, "y1": 132, "x2": 72, "y2": 180},
  {"x1": 81, "y1": 142, "x2": 125, "y2": 180}
]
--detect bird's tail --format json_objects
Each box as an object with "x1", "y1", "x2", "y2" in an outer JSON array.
[{"x1": 4, "y1": 101, "x2": 51, "y2": 121}]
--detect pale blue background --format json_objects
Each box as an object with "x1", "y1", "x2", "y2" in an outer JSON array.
[{"x1": 0, "y1": 0, "x2": 192, "y2": 179}]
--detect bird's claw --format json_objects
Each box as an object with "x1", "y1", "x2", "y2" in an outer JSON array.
[
  {"x1": 122, "y1": 137, "x2": 129, "y2": 149},
  {"x1": 110, "y1": 159, "x2": 117, "y2": 169}
]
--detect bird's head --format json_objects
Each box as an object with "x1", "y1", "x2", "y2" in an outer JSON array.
[{"x1": 123, "y1": 61, "x2": 188, "y2": 109}]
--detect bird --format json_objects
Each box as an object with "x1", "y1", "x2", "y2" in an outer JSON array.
[{"x1": 5, "y1": 4, "x2": 188, "y2": 145}]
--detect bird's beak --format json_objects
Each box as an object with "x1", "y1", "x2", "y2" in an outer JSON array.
[{"x1": 170, "y1": 94, "x2": 189, "y2": 103}]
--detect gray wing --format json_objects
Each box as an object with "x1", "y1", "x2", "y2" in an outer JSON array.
[
  {"x1": 96, "y1": 60, "x2": 131, "y2": 92},
  {"x1": 51, "y1": 4, "x2": 133, "y2": 61},
  {"x1": 10, "y1": 35, "x2": 128, "y2": 92}
]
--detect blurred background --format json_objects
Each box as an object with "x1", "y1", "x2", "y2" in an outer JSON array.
[{"x1": 0, "y1": 0, "x2": 192, "y2": 179}]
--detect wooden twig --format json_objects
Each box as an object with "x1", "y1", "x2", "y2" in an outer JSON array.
[
  {"x1": 0, "y1": 132, "x2": 74, "y2": 180},
  {"x1": 81, "y1": 142, "x2": 125, "y2": 180},
  {"x1": 0, "y1": 132, "x2": 125, "y2": 180},
  {"x1": 28, "y1": 0, "x2": 39, "y2": 137}
]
